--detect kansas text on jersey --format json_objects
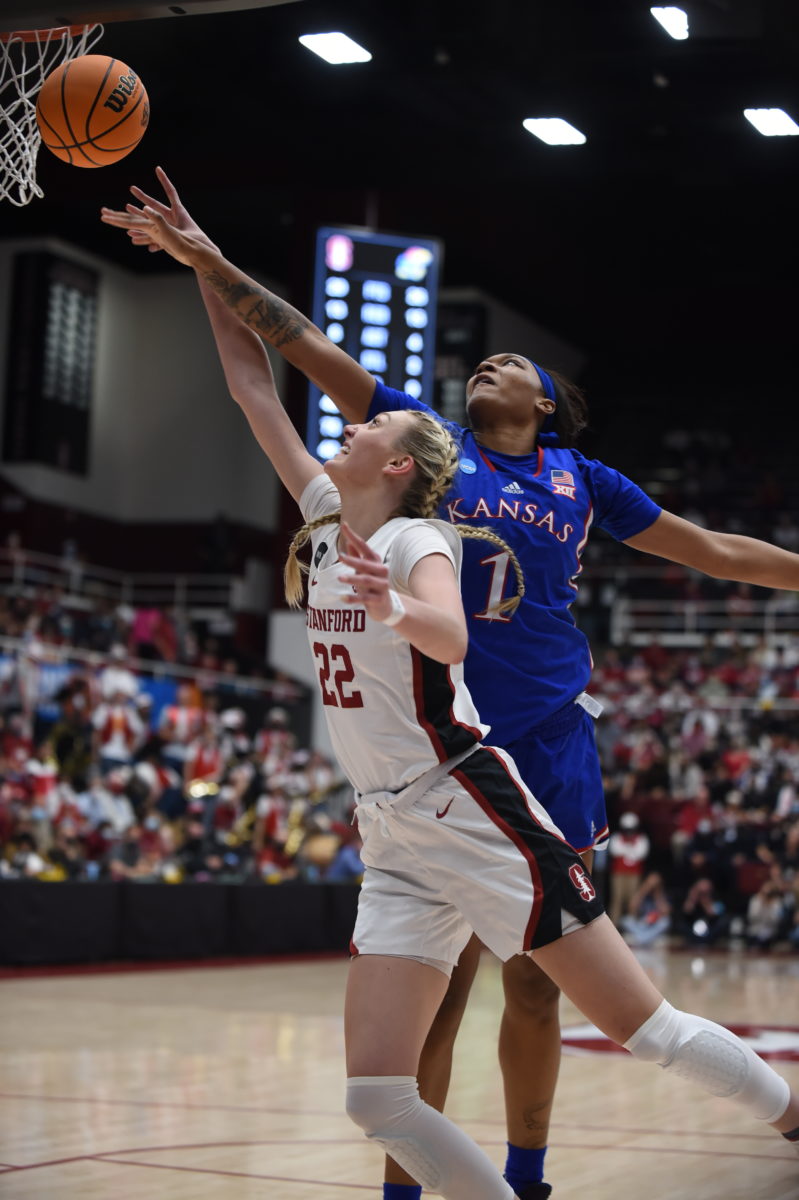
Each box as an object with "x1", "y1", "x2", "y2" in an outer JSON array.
[{"x1": 367, "y1": 382, "x2": 661, "y2": 743}]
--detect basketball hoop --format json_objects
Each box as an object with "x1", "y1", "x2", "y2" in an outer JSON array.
[{"x1": 0, "y1": 23, "x2": 104, "y2": 206}]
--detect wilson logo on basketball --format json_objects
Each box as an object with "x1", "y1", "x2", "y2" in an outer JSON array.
[
  {"x1": 103, "y1": 73, "x2": 140, "y2": 113},
  {"x1": 568, "y1": 863, "x2": 596, "y2": 901},
  {"x1": 36, "y1": 53, "x2": 150, "y2": 168}
]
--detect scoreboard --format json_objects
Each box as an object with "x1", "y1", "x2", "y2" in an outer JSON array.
[{"x1": 306, "y1": 226, "x2": 442, "y2": 460}]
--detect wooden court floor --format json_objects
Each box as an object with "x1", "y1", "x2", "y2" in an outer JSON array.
[{"x1": 1, "y1": 946, "x2": 798, "y2": 1199}]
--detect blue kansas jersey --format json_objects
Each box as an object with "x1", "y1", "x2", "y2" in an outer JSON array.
[{"x1": 368, "y1": 382, "x2": 661, "y2": 744}]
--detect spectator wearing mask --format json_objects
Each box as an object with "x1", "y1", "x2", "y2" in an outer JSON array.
[
  {"x1": 607, "y1": 812, "x2": 650, "y2": 925},
  {"x1": 49, "y1": 685, "x2": 93, "y2": 786},
  {"x1": 98, "y1": 643, "x2": 139, "y2": 702},
  {"x1": 158, "y1": 684, "x2": 206, "y2": 777},
  {"x1": 745, "y1": 881, "x2": 787, "y2": 951},
  {"x1": 619, "y1": 871, "x2": 672, "y2": 948},
  {"x1": 92, "y1": 690, "x2": 145, "y2": 775},
  {"x1": 680, "y1": 877, "x2": 730, "y2": 946}
]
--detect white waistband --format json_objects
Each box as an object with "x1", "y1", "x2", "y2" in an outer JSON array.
[
  {"x1": 575, "y1": 691, "x2": 603, "y2": 719},
  {"x1": 356, "y1": 743, "x2": 479, "y2": 838}
]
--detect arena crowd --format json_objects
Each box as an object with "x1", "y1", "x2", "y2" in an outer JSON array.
[
  {"x1": 0, "y1": 587, "x2": 360, "y2": 889},
  {"x1": 2, "y1": 491, "x2": 799, "y2": 955}
]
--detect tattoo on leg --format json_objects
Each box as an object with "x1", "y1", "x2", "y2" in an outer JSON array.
[
  {"x1": 202, "y1": 271, "x2": 309, "y2": 346},
  {"x1": 522, "y1": 1103, "x2": 550, "y2": 1133}
]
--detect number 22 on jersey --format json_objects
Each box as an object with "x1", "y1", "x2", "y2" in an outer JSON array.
[{"x1": 313, "y1": 642, "x2": 364, "y2": 707}]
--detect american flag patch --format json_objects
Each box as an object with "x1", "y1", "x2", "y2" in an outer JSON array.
[{"x1": 551, "y1": 469, "x2": 575, "y2": 486}]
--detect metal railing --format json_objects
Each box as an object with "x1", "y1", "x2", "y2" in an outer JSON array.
[
  {"x1": 0, "y1": 634, "x2": 308, "y2": 704},
  {"x1": 0, "y1": 546, "x2": 236, "y2": 613},
  {"x1": 609, "y1": 596, "x2": 799, "y2": 646}
]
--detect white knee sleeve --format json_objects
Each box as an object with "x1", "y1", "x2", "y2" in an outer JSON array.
[
  {"x1": 346, "y1": 1076, "x2": 514, "y2": 1200},
  {"x1": 346, "y1": 1075, "x2": 441, "y2": 1190},
  {"x1": 624, "y1": 1000, "x2": 790, "y2": 1124}
]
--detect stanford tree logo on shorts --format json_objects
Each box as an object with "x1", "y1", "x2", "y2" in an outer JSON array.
[{"x1": 568, "y1": 863, "x2": 596, "y2": 901}]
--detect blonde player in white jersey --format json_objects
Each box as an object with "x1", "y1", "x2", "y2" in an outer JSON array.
[{"x1": 99, "y1": 182, "x2": 799, "y2": 1199}]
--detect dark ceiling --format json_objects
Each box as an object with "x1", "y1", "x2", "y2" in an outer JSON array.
[{"x1": 1, "y1": 0, "x2": 798, "y2": 425}]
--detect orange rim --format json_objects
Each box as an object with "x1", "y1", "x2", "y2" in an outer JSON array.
[{"x1": 0, "y1": 24, "x2": 100, "y2": 44}]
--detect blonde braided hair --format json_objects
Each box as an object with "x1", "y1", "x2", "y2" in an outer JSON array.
[
  {"x1": 284, "y1": 511, "x2": 341, "y2": 608},
  {"x1": 390, "y1": 411, "x2": 461, "y2": 519},
  {"x1": 283, "y1": 410, "x2": 524, "y2": 616}
]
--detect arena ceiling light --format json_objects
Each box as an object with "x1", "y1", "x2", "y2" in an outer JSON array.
[
  {"x1": 743, "y1": 108, "x2": 799, "y2": 136},
  {"x1": 299, "y1": 32, "x2": 372, "y2": 64},
  {"x1": 522, "y1": 118, "x2": 587, "y2": 146},
  {"x1": 650, "y1": 7, "x2": 689, "y2": 40}
]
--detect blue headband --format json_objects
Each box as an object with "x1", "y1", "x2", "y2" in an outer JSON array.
[
  {"x1": 524, "y1": 358, "x2": 558, "y2": 436},
  {"x1": 525, "y1": 358, "x2": 557, "y2": 404}
]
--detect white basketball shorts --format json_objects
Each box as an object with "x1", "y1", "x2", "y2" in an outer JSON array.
[{"x1": 351, "y1": 744, "x2": 604, "y2": 971}]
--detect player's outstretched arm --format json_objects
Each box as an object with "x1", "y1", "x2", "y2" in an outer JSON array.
[
  {"x1": 625, "y1": 509, "x2": 799, "y2": 590},
  {"x1": 202, "y1": 296, "x2": 323, "y2": 506},
  {"x1": 101, "y1": 188, "x2": 319, "y2": 503},
  {"x1": 100, "y1": 182, "x2": 376, "y2": 421},
  {"x1": 119, "y1": 169, "x2": 317, "y2": 497}
]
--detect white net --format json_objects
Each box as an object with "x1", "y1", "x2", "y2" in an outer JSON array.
[{"x1": 0, "y1": 24, "x2": 104, "y2": 206}]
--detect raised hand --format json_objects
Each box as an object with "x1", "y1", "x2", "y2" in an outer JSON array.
[
  {"x1": 100, "y1": 165, "x2": 217, "y2": 254},
  {"x1": 99, "y1": 201, "x2": 206, "y2": 268}
]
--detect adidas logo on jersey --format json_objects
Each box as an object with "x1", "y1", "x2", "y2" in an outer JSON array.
[{"x1": 501, "y1": 481, "x2": 524, "y2": 494}]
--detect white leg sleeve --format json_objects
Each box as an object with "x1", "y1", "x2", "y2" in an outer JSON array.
[
  {"x1": 346, "y1": 1075, "x2": 515, "y2": 1200},
  {"x1": 624, "y1": 999, "x2": 790, "y2": 1124}
]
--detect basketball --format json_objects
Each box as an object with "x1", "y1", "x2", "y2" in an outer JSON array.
[{"x1": 35, "y1": 53, "x2": 149, "y2": 168}]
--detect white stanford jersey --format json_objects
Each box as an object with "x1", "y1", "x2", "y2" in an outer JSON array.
[{"x1": 300, "y1": 475, "x2": 489, "y2": 796}]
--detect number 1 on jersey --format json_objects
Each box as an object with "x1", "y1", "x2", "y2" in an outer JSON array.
[{"x1": 474, "y1": 551, "x2": 513, "y2": 622}]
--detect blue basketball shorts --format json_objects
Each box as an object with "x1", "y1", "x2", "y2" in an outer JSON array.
[{"x1": 503, "y1": 700, "x2": 607, "y2": 854}]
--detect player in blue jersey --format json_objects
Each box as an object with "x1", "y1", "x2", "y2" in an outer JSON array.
[{"x1": 101, "y1": 170, "x2": 799, "y2": 1200}]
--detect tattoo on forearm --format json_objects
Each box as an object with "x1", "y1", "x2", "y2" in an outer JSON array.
[{"x1": 203, "y1": 270, "x2": 309, "y2": 346}]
